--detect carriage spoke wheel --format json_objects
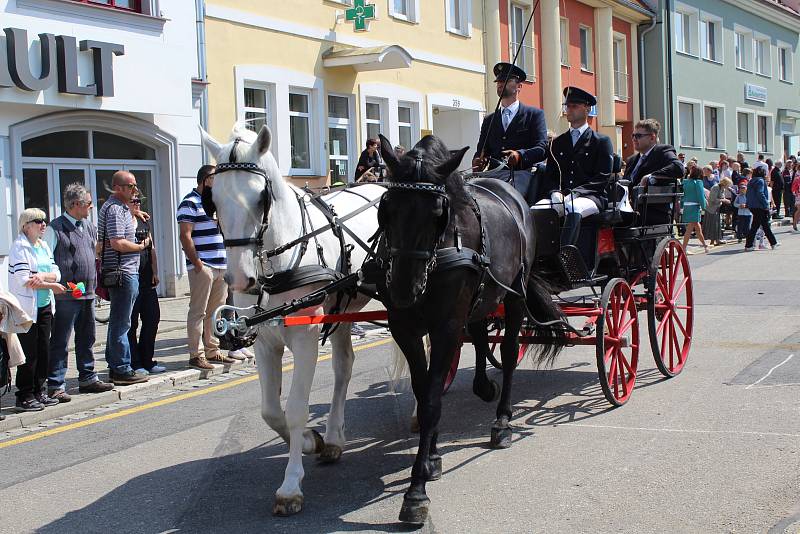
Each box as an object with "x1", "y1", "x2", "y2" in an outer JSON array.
[
  {"x1": 596, "y1": 278, "x2": 640, "y2": 406},
  {"x1": 648, "y1": 238, "x2": 693, "y2": 377}
]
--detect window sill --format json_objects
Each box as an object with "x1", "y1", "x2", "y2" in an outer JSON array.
[
  {"x1": 289, "y1": 169, "x2": 315, "y2": 177},
  {"x1": 561, "y1": 63, "x2": 571, "y2": 68},
  {"x1": 679, "y1": 145, "x2": 703, "y2": 149},
  {"x1": 779, "y1": 78, "x2": 794, "y2": 85},
  {"x1": 389, "y1": 13, "x2": 419, "y2": 24},
  {"x1": 446, "y1": 27, "x2": 471, "y2": 38},
  {"x1": 614, "y1": 97, "x2": 629, "y2": 102},
  {"x1": 705, "y1": 147, "x2": 726, "y2": 152},
  {"x1": 675, "y1": 50, "x2": 699, "y2": 59},
  {"x1": 702, "y1": 57, "x2": 723, "y2": 66},
  {"x1": 755, "y1": 72, "x2": 772, "y2": 79},
  {"x1": 580, "y1": 68, "x2": 594, "y2": 74},
  {"x1": 17, "y1": 0, "x2": 167, "y2": 32},
  {"x1": 735, "y1": 66, "x2": 754, "y2": 74}
]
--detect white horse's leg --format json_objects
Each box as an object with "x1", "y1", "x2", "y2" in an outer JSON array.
[
  {"x1": 273, "y1": 324, "x2": 322, "y2": 516},
  {"x1": 254, "y1": 335, "x2": 289, "y2": 442},
  {"x1": 320, "y1": 322, "x2": 355, "y2": 462}
]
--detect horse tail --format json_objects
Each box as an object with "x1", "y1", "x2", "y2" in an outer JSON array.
[
  {"x1": 524, "y1": 273, "x2": 567, "y2": 366},
  {"x1": 387, "y1": 335, "x2": 431, "y2": 392}
]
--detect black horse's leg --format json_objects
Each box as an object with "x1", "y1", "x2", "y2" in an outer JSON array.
[
  {"x1": 490, "y1": 297, "x2": 524, "y2": 449},
  {"x1": 467, "y1": 320, "x2": 500, "y2": 403},
  {"x1": 400, "y1": 330, "x2": 459, "y2": 525},
  {"x1": 427, "y1": 430, "x2": 442, "y2": 481}
]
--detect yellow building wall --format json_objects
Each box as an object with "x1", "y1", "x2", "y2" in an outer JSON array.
[{"x1": 204, "y1": 1, "x2": 487, "y2": 186}]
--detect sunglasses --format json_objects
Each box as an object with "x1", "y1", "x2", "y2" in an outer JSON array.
[
  {"x1": 131, "y1": 199, "x2": 141, "y2": 205},
  {"x1": 30, "y1": 219, "x2": 46, "y2": 225},
  {"x1": 631, "y1": 133, "x2": 653, "y2": 139},
  {"x1": 118, "y1": 183, "x2": 138, "y2": 189}
]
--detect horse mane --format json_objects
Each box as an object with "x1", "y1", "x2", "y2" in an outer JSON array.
[{"x1": 392, "y1": 135, "x2": 472, "y2": 209}]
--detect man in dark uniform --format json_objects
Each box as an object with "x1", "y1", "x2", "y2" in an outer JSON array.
[
  {"x1": 623, "y1": 118, "x2": 684, "y2": 226},
  {"x1": 534, "y1": 86, "x2": 614, "y2": 246},
  {"x1": 472, "y1": 62, "x2": 547, "y2": 200}
]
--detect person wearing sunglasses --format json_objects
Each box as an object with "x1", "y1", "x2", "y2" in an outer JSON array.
[
  {"x1": 623, "y1": 118, "x2": 684, "y2": 226},
  {"x1": 7, "y1": 209, "x2": 65, "y2": 411}
]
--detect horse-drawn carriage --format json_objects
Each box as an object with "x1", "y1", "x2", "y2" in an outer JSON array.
[{"x1": 203, "y1": 125, "x2": 693, "y2": 524}]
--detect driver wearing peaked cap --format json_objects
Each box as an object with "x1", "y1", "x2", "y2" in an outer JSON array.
[
  {"x1": 533, "y1": 86, "x2": 615, "y2": 248},
  {"x1": 472, "y1": 62, "x2": 548, "y2": 183}
]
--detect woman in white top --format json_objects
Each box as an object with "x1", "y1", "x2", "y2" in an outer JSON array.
[{"x1": 8, "y1": 208, "x2": 64, "y2": 412}]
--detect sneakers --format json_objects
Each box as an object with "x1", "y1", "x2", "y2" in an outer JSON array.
[
  {"x1": 15, "y1": 397, "x2": 44, "y2": 412},
  {"x1": 239, "y1": 347, "x2": 254, "y2": 359},
  {"x1": 148, "y1": 364, "x2": 167, "y2": 374},
  {"x1": 48, "y1": 390, "x2": 72, "y2": 403},
  {"x1": 133, "y1": 368, "x2": 150, "y2": 376},
  {"x1": 78, "y1": 381, "x2": 114, "y2": 394},
  {"x1": 207, "y1": 352, "x2": 236, "y2": 364},
  {"x1": 351, "y1": 324, "x2": 367, "y2": 338},
  {"x1": 772, "y1": 242, "x2": 781, "y2": 250},
  {"x1": 109, "y1": 370, "x2": 149, "y2": 386},
  {"x1": 189, "y1": 356, "x2": 215, "y2": 370},
  {"x1": 227, "y1": 349, "x2": 247, "y2": 361},
  {"x1": 35, "y1": 392, "x2": 60, "y2": 407},
  {"x1": 744, "y1": 246, "x2": 755, "y2": 252}
]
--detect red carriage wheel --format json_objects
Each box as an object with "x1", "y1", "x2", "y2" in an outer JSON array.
[
  {"x1": 648, "y1": 238, "x2": 693, "y2": 377},
  {"x1": 596, "y1": 278, "x2": 640, "y2": 406},
  {"x1": 486, "y1": 325, "x2": 527, "y2": 369}
]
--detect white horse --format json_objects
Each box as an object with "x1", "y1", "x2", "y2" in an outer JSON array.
[{"x1": 201, "y1": 123, "x2": 385, "y2": 516}]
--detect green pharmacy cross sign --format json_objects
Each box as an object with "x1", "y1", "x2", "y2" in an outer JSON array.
[{"x1": 345, "y1": 0, "x2": 376, "y2": 32}]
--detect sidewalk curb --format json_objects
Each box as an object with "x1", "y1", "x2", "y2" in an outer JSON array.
[{"x1": 0, "y1": 360, "x2": 254, "y2": 433}]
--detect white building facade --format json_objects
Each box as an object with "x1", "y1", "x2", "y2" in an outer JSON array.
[{"x1": 0, "y1": 0, "x2": 205, "y2": 296}]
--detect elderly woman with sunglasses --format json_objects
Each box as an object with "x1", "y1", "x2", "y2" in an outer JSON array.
[{"x1": 8, "y1": 209, "x2": 65, "y2": 411}]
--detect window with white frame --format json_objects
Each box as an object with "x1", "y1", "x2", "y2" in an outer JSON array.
[
  {"x1": 704, "y1": 105, "x2": 724, "y2": 149},
  {"x1": 757, "y1": 115, "x2": 772, "y2": 153},
  {"x1": 509, "y1": 3, "x2": 535, "y2": 79},
  {"x1": 700, "y1": 16, "x2": 722, "y2": 62},
  {"x1": 613, "y1": 35, "x2": 627, "y2": 101},
  {"x1": 674, "y1": 5, "x2": 698, "y2": 56},
  {"x1": 289, "y1": 91, "x2": 312, "y2": 172},
  {"x1": 754, "y1": 36, "x2": 771, "y2": 76},
  {"x1": 243, "y1": 85, "x2": 270, "y2": 132},
  {"x1": 398, "y1": 103, "x2": 416, "y2": 151},
  {"x1": 678, "y1": 101, "x2": 700, "y2": 147},
  {"x1": 328, "y1": 95, "x2": 352, "y2": 183},
  {"x1": 560, "y1": 17, "x2": 569, "y2": 66},
  {"x1": 446, "y1": 0, "x2": 470, "y2": 36},
  {"x1": 735, "y1": 29, "x2": 753, "y2": 71},
  {"x1": 365, "y1": 100, "x2": 383, "y2": 142},
  {"x1": 779, "y1": 45, "x2": 793, "y2": 82},
  {"x1": 737, "y1": 111, "x2": 754, "y2": 152},
  {"x1": 579, "y1": 26, "x2": 592, "y2": 71},
  {"x1": 390, "y1": 0, "x2": 418, "y2": 22}
]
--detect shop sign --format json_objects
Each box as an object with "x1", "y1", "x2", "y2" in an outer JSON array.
[
  {"x1": 745, "y1": 83, "x2": 767, "y2": 103},
  {"x1": 0, "y1": 27, "x2": 124, "y2": 97}
]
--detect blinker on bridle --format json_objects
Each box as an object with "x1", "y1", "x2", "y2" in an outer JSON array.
[{"x1": 212, "y1": 137, "x2": 275, "y2": 249}]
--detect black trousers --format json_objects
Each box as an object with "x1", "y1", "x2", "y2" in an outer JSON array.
[
  {"x1": 745, "y1": 208, "x2": 777, "y2": 248},
  {"x1": 128, "y1": 286, "x2": 161, "y2": 371},
  {"x1": 16, "y1": 305, "x2": 52, "y2": 399},
  {"x1": 784, "y1": 184, "x2": 795, "y2": 217},
  {"x1": 772, "y1": 186, "x2": 783, "y2": 217}
]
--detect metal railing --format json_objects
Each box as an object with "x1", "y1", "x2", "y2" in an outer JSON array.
[
  {"x1": 614, "y1": 70, "x2": 629, "y2": 101},
  {"x1": 509, "y1": 41, "x2": 537, "y2": 82}
]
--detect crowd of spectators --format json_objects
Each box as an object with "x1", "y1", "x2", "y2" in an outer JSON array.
[{"x1": 677, "y1": 151, "x2": 800, "y2": 252}]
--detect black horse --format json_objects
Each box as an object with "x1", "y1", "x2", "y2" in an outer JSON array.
[{"x1": 376, "y1": 135, "x2": 566, "y2": 524}]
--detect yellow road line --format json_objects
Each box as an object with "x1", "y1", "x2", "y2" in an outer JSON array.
[{"x1": 0, "y1": 338, "x2": 393, "y2": 449}]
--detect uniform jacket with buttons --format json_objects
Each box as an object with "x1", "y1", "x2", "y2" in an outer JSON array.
[
  {"x1": 474, "y1": 103, "x2": 547, "y2": 170},
  {"x1": 539, "y1": 127, "x2": 614, "y2": 209}
]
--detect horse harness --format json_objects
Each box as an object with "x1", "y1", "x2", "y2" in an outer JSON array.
[{"x1": 210, "y1": 138, "x2": 382, "y2": 299}]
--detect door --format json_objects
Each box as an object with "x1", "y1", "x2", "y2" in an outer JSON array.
[
  {"x1": 21, "y1": 166, "x2": 52, "y2": 219},
  {"x1": 54, "y1": 165, "x2": 89, "y2": 218}
]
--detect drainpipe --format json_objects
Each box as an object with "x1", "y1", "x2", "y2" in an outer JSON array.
[
  {"x1": 664, "y1": 0, "x2": 675, "y2": 146},
  {"x1": 638, "y1": 16, "x2": 657, "y2": 119},
  {"x1": 196, "y1": 0, "x2": 210, "y2": 161}
]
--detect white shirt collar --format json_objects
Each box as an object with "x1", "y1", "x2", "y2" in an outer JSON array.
[{"x1": 570, "y1": 123, "x2": 590, "y2": 137}]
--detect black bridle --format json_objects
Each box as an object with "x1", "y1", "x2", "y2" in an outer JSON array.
[{"x1": 212, "y1": 138, "x2": 275, "y2": 249}]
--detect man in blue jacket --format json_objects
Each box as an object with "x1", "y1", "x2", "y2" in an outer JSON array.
[
  {"x1": 744, "y1": 166, "x2": 779, "y2": 250},
  {"x1": 472, "y1": 62, "x2": 547, "y2": 199}
]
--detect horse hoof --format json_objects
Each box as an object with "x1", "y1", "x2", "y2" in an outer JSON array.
[
  {"x1": 399, "y1": 496, "x2": 430, "y2": 525},
  {"x1": 305, "y1": 429, "x2": 325, "y2": 455},
  {"x1": 410, "y1": 415, "x2": 420, "y2": 434},
  {"x1": 319, "y1": 443, "x2": 343, "y2": 463},
  {"x1": 427, "y1": 456, "x2": 442, "y2": 481},
  {"x1": 490, "y1": 426, "x2": 512, "y2": 449},
  {"x1": 472, "y1": 379, "x2": 500, "y2": 403},
  {"x1": 273, "y1": 495, "x2": 304, "y2": 516}
]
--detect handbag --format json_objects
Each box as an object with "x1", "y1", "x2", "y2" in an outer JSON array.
[{"x1": 98, "y1": 205, "x2": 123, "y2": 289}]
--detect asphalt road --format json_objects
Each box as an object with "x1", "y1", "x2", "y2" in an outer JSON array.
[{"x1": 2, "y1": 229, "x2": 800, "y2": 534}]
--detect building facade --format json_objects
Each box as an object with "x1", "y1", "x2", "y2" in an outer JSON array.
[
  {"x1": 489, "y1": 0, "x2": 654, "y2": 158},
  {"x1": 641, "y1": 0, "x2": 800, "y2": 163},
  {"x1": 0, "y1": 0, "x2": 205, "y2": 297},
  {"x1": 203, "y1": 0, "x2": 487, "y2": 184}
]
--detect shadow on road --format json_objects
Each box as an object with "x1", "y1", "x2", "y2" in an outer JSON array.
[{"x1": 36, "y1": 362, "x2": 671, "y2": 534}]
